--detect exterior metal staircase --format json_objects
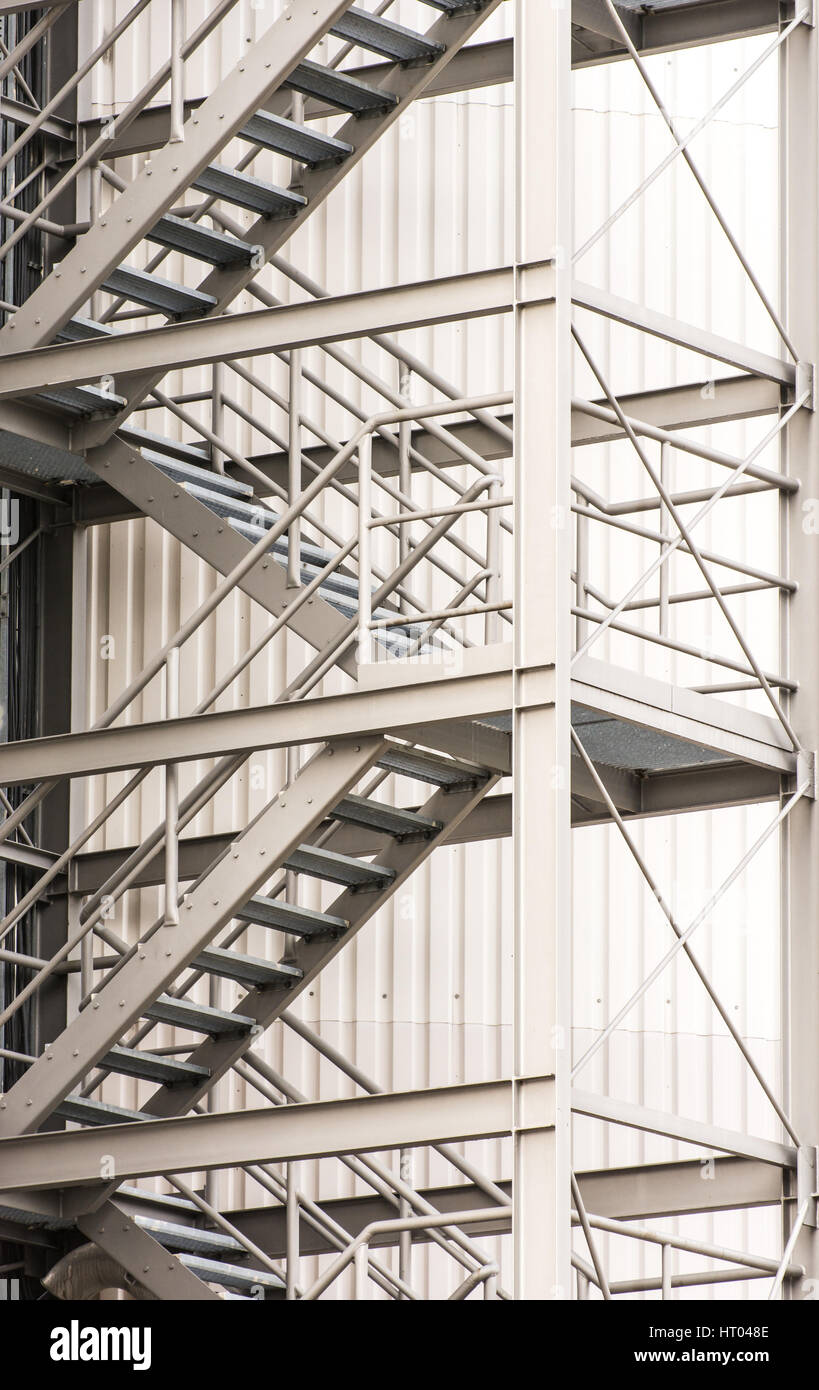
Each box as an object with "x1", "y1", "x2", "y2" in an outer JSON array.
[{"x1": 0, "y1": 738, "x2": 497, "y2": 1138}]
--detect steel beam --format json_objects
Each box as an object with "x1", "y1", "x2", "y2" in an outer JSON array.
[
  {"x1": 0, "y1": 94, "x2": 74, "y2": 144},
  {"x1": 574, "y1": 280, "x2": 797, "y2": 386},
  {"x1": 0, "y1": 653, "x2": 792, "y2": 794},
  {"x1": 0, "y1": 1078, "x2": 554, "y2": 1192},
  {"x1": 4, "y1": 271, "x2": 791, "y2": 402},
  {"x1": 0, "y1": 661, "x2": 522, "y2": 783},
  {"x1": 219, "y1": 1154, "x2": 780, "y2": 1258},
  {"x1": 70, "y1": 0, "x2": 785, "y2": 157},
  {"x1": 0, "y1": 267, "x2": 521, "y2": 400},
  {"x1": 573, "y1": 1089, "x2": 798, "y2": 1169}
]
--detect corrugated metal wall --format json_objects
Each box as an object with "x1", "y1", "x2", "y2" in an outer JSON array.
[{"x1": 72, "y1": 3, "x2": 784, "y2": 1297}]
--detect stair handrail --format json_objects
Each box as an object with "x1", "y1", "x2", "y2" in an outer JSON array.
[
  {"x1": 0, "y1": 393, "x2": 511, "y2": 1024},
  {"x1": 301, "y1": 1207, "x2": 503, "y2": 1301}
]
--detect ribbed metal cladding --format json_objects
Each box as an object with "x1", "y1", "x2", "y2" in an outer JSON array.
[{"x1": 74, "y1": 4, "x2": 781, "y2": 1297}]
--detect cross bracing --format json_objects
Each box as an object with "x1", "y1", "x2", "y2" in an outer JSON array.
[{"x1": 0, "y1": 0, "x2": 815, "y2": 1303}]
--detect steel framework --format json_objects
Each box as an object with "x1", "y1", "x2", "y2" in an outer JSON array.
[{"x1": 0, "y1": 0, "x2": 815, "y2": 1303}]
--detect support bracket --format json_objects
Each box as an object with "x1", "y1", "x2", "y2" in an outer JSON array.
[
  {"x1": 796, "y1": 748, "x2": 817, "y2": 799},
  {"x1": 796, "y1": 361, "x2": 816, "y2": 410},
  {"x1": 797, "y1": 1145, "x2": 818, "y2": 1227}
]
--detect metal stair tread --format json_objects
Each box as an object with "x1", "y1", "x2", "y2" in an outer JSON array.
[
  {"x1": 32, "y1": 384, "x2": 127, "y2": 417},
  {"x1": 222, "y1": 509, "x2": 336, "y2": 570},
  {"x1": 146, "y1": 213, "x2": 257, "y2": 267},
  {"x1": 239, "y1": 111, "x2": 353, "y2": 167},
  {"x1": 56, "y1": 315, "x2": 119, "y2": 343},
  {"x1": 193, "y1": 164, "x2": 307, "y2": 218},
  {"x1": 141, "y1": 450, "x2": 255, "y2": 502},
  {"x1": 420, "y1": 0, "x2": 491, "y2": 10},
  {"x1": 55, "y1": 1095, "x2": 148, "y2": 1126},
  {"x1": 136, "y1": 1215, "x2": 245, "y2": 1258},
  {"x1": 119, "y1": 426, "x2": 212, "y2": 470},
  {"x1": 102, "y1": 265, "x2": 218, "y2": 317},
  {"x1": 234, "y1": 895, "x2": 348, "y2": 937},
  {"x1": 330, "y1": 7, "x2": 446, "y2": 64},
  {"x1": 331, "y1": 793, "x2": 443, "y2": 840},
  {"x1": 378, "y1": 745, "x2": 490, "y2": 788},
  {"x1": 285, "y1": 58, "x2": 398, "y2": 114},
  {"x1": 284, "y1": 843, "x2": 396, "y2": 890},
  {"x1": 193, "y1": 945, "x2": 303, "y2": 989},
  {"x1": 100, "y1": 1044, "x2": 211, "y2": 1087},
  {"x1": 178, "y1": 1253, "x2": 284, "y2": 1291},
  {"x1": 145, "y1": 994, "x2": 257, "y2": 1035}
]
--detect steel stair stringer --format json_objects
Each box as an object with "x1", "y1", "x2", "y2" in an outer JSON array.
[
  {"x1": 0, "y1": 737, "x2": 385, "y2": 1139},
  {"x1": 74, "y1": 1201, "x2": 223, "y2": 1301},
  {"x1": 136, "y1": 762, "x2": 500, "y2": 1121},
  {"x1": 83, "y1": 435, "x2": 359, "y2": 676}
]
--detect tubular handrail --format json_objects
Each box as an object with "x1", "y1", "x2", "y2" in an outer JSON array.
[{"x1": 301, "y1": 1208, "x2": 504, "y2": 1301}]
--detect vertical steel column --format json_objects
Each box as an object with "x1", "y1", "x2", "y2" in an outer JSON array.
[
  {"x1": 512, "y1": 0, "x2": 572, "y2": 1299},
  {"x1": 780, "y1": 7, "x2": 819, "y2": 1297}
]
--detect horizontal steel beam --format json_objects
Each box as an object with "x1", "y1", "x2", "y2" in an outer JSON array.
[
  {"x1": 0, "y1": 657, "x2": 527, "y2": 783},
  {"x1": 65, "y1": 757, "x2": 779, "y2": 898},
  {"x1": 68, "y1": 794, "x2": 515, "y2": 895},
  {"x1": 574, "y1": 280, "x2": 797, "y2": 386},
  {"x1": 220, "y1": 1154, "x2": 780, "y2": 1258},
  {"x1": 1, "y1": 271, "x2": 785, "y2": 405},
  {"x1": 73, "y1": 2, "x2": 783, "y2": 155},
  {"x1": 573, "y1": 1088, "x2": 798, "y2": 1168},
  {"x1": 0, "y1": 95, "x2": 74, "y2": 144},
  {"x1": 0, "y1": 1077, "x2": 554, "y2": 1192},
  {"x1": 0, "y1": 266, "x2": 524, "y2": 400},
  {"x1": 0, "y1": 1151, "x2": 780, "y2": 1250}
]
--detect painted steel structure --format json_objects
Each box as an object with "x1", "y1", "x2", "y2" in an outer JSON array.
[{"x1": 0, "y1": 0, "x2": 815, "y2": 1303}]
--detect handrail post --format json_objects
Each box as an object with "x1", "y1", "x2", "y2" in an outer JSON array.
[
  {"x1": 170, "y1": 0, "x2": 186, "y2": 144},
  {"x1": 485, "y1": 476, "x2": 502, "y2": 643},
  {"x1": 354, "y1": 1241, "x2": 369, "y2": 1300},
  {"x1": 399, "y1": 1149, "x2": 412, "y2": 1297},
  {"x1": 357, "y1": 432, "x2": 374, "y2": 665},
  {"x1": 575, "y1": 502, "x2": 589, "y2": 651},
  {"x1": 286, "y1": 1161, "x2": 300, "y2": 1300},
  {"x1": 163, "y1": 648, "x2": 180, "y2": 927},
  {"x1": 211, "y1": 361, "x2": 225, "y2": 474},
  {"x1": 287, "y1": 348, "x2": 303, "y2": 588},
  {"x1": 398, "y1": 364, "x2": 412, "y2": 613}
]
